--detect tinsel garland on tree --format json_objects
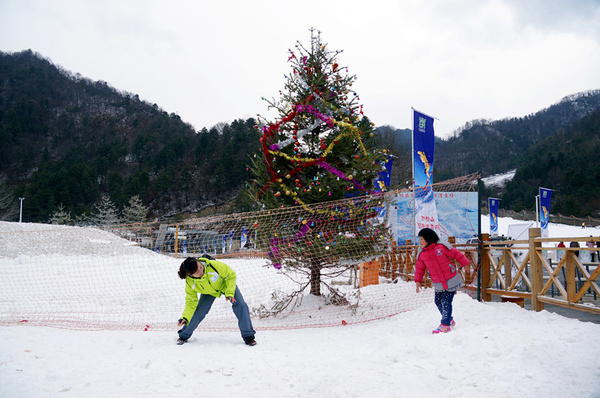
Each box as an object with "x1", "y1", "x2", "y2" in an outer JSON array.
[{"x1": 248, "y1": 29, "x2": 391, "y2": 298}]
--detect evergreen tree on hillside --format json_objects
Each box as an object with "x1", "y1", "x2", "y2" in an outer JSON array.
[
  {"x1": 122, "y1": 195, "x2": 149, "y2": 224},
  {"x1": 85, "y1": 195, "x2": 121, "y2": 226},
  {"x1": 49, "y1": 204, "x2": 73, "y2": 225},
  {"x1": 249, "y1": 29, "x2": 390, "y2": 297}
]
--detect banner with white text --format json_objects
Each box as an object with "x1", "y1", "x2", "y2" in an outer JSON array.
[
  {"x1": 413, "y1": 109, "x2": 439, "y2": 236},
  {"x1": 388, "y1": 191, "x2": 478, "y2": 245}
]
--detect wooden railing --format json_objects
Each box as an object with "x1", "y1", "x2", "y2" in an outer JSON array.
[
  {"x1": 377, "y1": 239, "x2": 481, "y2": 292},
  {"x1": 376, "y1": 229, "x2": 600, "y2": 316},
  {"x1": 480, "y1": 228, "x2": 600, "y2": 315}
]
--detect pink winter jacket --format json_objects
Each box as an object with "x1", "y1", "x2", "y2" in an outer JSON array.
[{"x1": 415, "y1": 242, "x2": 470, "y2": 290}]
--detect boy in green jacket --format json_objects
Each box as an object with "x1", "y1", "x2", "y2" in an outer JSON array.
[{"x1": 176, "y1": 256, "x2": 256, "y2": 346}]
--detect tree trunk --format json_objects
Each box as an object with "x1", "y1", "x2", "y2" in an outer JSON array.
[{"x1": 310, "y1": 260, "x2": 321, "y2": 296}]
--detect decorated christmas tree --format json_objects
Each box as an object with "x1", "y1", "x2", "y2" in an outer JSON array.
[{"x1": 249, "y1": 29, "x2": 390, "y2": 300}]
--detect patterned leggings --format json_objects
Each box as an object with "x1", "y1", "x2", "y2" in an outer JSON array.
[{"x1": 434, "y1": 290, "x2": 456, "y2": 326}]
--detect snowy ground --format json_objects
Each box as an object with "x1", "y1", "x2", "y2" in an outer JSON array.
[
  {"x1": 481, "y1": 170, "x2": 516, "y2": 188},
  {"x1": 1, "y1": 218, "x2": 600, "y2": 397}
]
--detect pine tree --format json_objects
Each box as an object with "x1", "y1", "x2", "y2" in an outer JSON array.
[
  {"x1": 85, "y1": 195, "x2": 121, "y2": 226},
  {"x1": 250, "y1": 29, "x2": 390, "y2": 297},
  {"x1": 121, "y1": 195, "x2": 149, "y2": 224},
  {"x1": 49, "y1": 203, "x2": 73, "y2": 225},
  {"x1": 251, "y1": 29, "x2": 388, "y2": 208}
]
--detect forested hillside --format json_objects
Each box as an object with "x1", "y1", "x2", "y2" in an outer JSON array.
[
  {"x1": 501, "y1": 107, "x2": 600, "y2": 216},
  {"x1": 434, "y1": 90, "x2": 600, "y2": 180},
  {"x1": 2, "y1": 50, "x2": 599, "y2": 222},
  {"x1": 0, "y1": 50, "x2": 261, "y2": 222},
  {"x1": 374, "y1": 92, "x2": 600, "y2": 217}
]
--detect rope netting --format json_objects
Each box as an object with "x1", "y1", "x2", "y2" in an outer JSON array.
[{"x1": 0, "y1": 174, "x2": 480, "y2": 331}]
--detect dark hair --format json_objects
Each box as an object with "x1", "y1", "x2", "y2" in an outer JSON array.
[
  {"x1": 178, "y1": 257, "x2": 198, "y2": 279},
  {"x1": 418, "y1": 228, "x2": 439, "y2": 245},
  {"x1": 569, "y1": 241, "x2": 580, "y2": 258}
]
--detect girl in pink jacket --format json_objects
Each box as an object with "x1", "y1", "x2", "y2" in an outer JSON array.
[{"x1": 415, "y1": 228, "x2": 470, "y2": 334}]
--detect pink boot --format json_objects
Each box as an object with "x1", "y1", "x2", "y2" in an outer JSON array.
[{"x1": 432, "y1": 324, "x2": 451, "y2": 334}]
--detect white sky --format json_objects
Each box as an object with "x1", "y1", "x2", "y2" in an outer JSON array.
[{"x1": 1, "y1": 0, "x2": 599, "y2": 138}]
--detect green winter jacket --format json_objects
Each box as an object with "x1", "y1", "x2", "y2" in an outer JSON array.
[{"x1": 181, "y1": 258, "x2": 237, "y2": 322}]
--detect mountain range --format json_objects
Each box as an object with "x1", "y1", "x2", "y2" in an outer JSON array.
[
  {"x1": 1, "y1": 50, "x2": 599, "y2": 222},
  {"x1": 374, "y1": 92, "x2": 600, "y2": 217}
]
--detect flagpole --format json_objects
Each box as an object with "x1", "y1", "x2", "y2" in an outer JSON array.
[
  {"x1": 535, "y1": 194, "x2": 540, "y2": 228},
  {"x1": 411, "y1": 108, "x2": 416, "y2": 243}
]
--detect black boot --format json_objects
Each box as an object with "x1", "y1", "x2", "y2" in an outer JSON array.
[{"x1": 177, "y1": 338, "x2": 188, "y2": 345}]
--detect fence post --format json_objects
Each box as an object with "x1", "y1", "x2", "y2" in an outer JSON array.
[
  {"x1": 529, "y1": 227, "x2": 544, "y2": 311},
  {"x1": 481, "y1": 233, "x2": 491, "y2": 301},
  {"x1": 405, "y1": 239, "x2": 413, "y2": 278},
  {"x1": 503, "y1": 249, "x2": 512, "y2": 288},
  {"x1": 390, "y1": 241, "x2": 399, "y2": 280},
  {"x1": 566, "y1": 251, "x2": 576, "y2": 302}
]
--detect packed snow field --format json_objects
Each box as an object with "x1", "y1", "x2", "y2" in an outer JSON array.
[
  {"x1": 0, "y1": 222, "x2": 433, "y2": 331},
  {"x1": 1, "y1": 218, "x2": 600, "y2": 397}
]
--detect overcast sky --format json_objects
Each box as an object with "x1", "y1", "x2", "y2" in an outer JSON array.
[{"x1": 1, "y1": 0, "x2": 599, "y2": 138}]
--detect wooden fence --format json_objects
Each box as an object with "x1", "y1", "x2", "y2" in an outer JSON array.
[
  {"x1": 378, "y1": 229, "x2": 600, "y2": 316},
  {"x1": 480, "y1": 228, "x2": 600, "y2": 315},
  {"x1": 376, "y1": 238, "x2": 481, "y2": 293}
]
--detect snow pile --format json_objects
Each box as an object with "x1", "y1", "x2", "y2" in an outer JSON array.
[
  {"x1": 0, "y1": 222, "x2": 148, "y2": 258},
  {"x1": 0, "y1": 221, "x2": 433, "y2": 330}
]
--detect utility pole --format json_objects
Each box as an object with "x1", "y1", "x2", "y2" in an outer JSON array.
[{"x1": 19, "y1": 197, "x2": 24, "y2": 223}]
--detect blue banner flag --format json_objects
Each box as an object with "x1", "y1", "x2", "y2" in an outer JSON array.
[
  {"x1": 413, "y1": 110, "x2": 435, "y2": 189},
  {"x1": 489, "y1": 198, "x2": 500, "y2": 235},
  {"x1": 241, "y1": 226, "x2": 248, "y2": 249},
  {"x1": 374, "y1": 156, "x2": 393, "y2": 191},
  {"x1": 540, "y1": 187, "x2": 552, "y2": 238},
  {"x1": 413, "y1": 109, "x2": 439, "y2": 236}
]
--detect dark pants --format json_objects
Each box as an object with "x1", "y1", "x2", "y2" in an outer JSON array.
[
  {"x1": 434, "y1": 290, "x2": 456, "y2": 326},
  {"x1": 178, "y1": 286, "x2": 255, "y2": 342}
]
